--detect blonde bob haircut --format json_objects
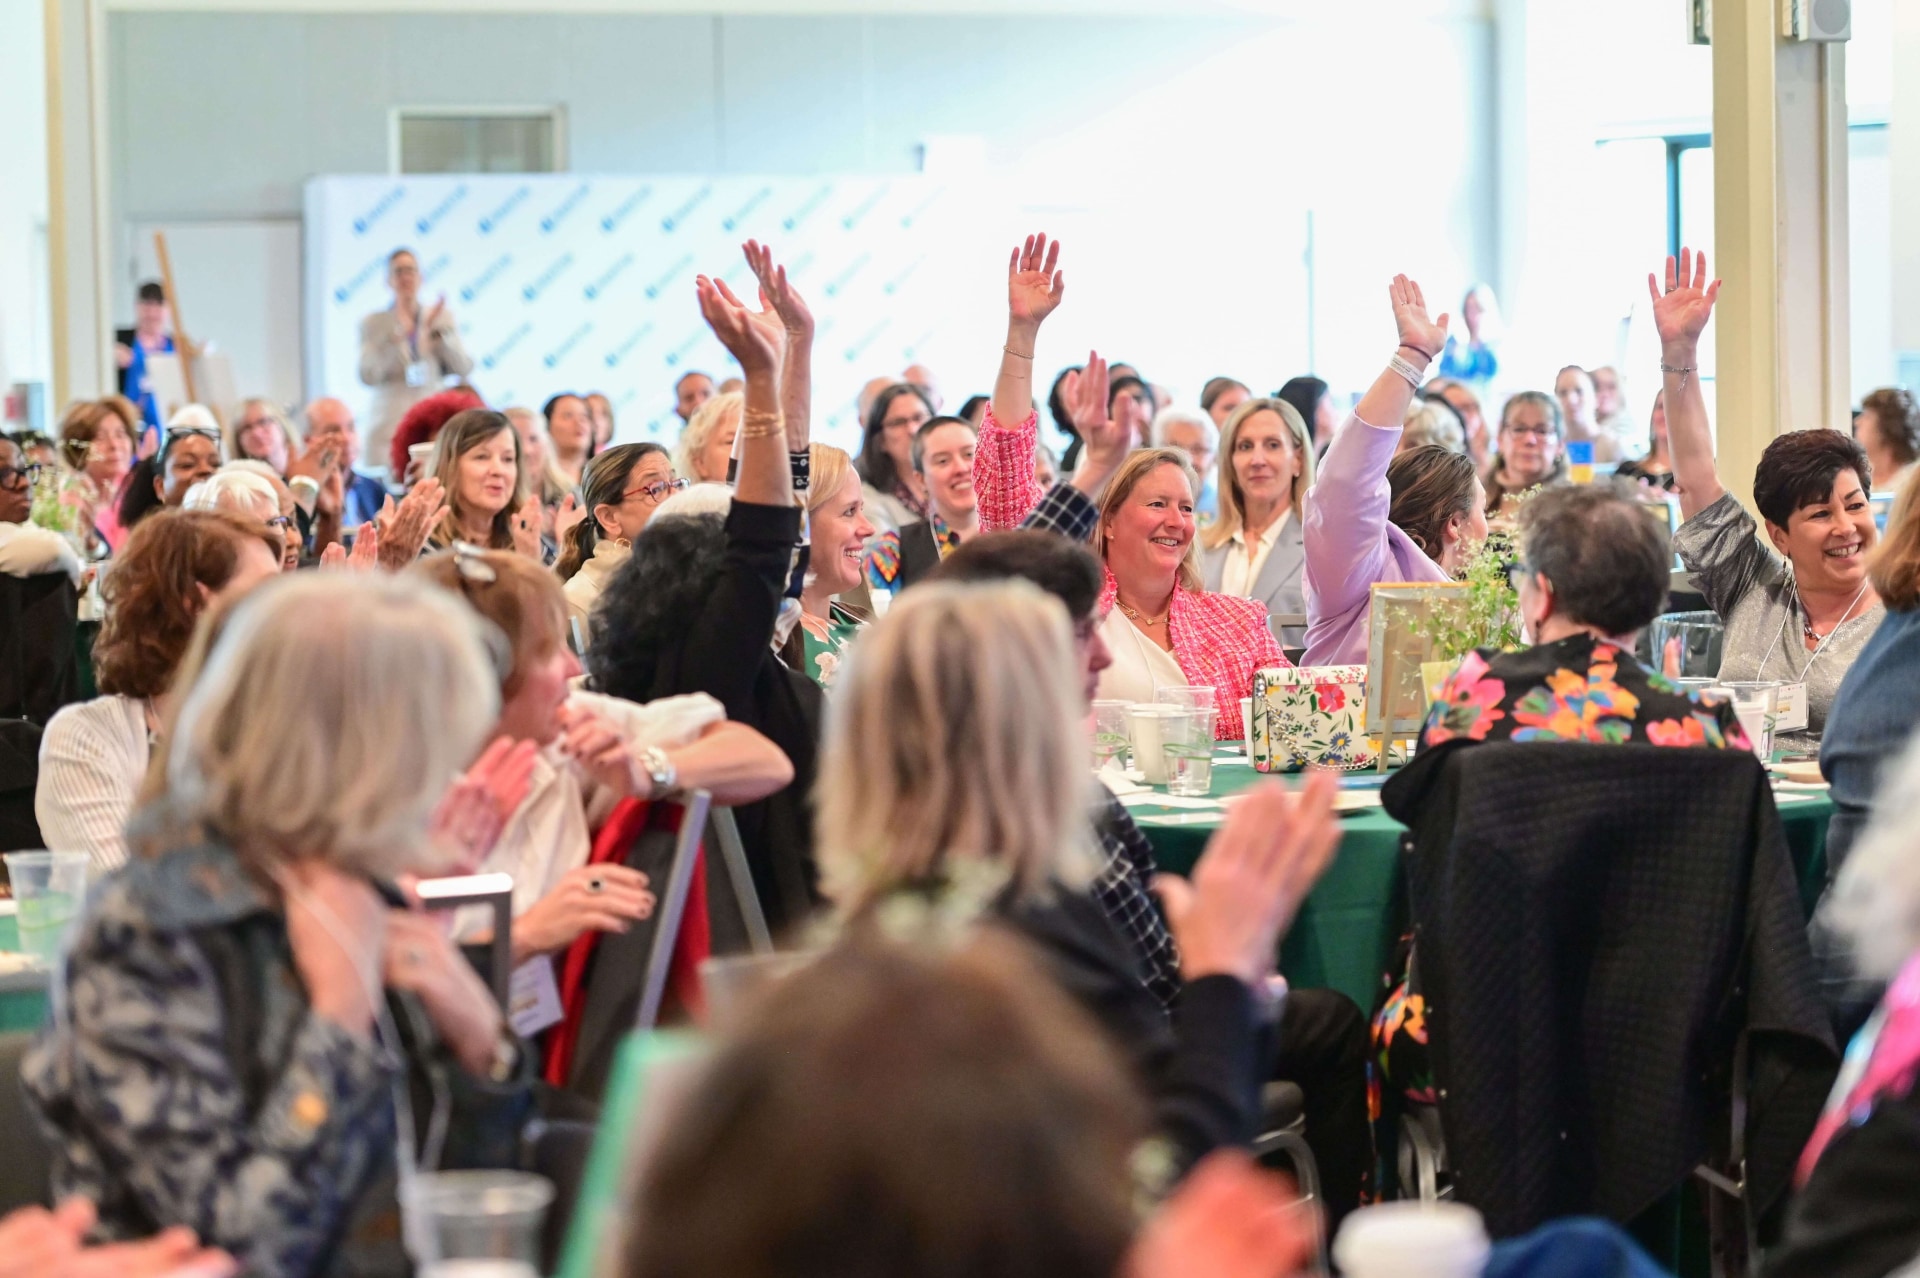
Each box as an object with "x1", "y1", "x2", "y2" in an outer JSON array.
[
  {"x1": 1203, "y1": 397, "x2": 1316, "y2": 553},
  {"x1": 159, "y1": 572, "x2": 500, "y2": 880},
  {"x1": 673, "y1": 391, "x2": 744, "y2": 485},
  {"x1": 1098, "y1": 447, "x2": 1205, "y2": 593},
  {"x1": 1869, "y1": 474, "x2": 1920, "y2": 612},
  {"x1": 818, "y1": 580, "x2": 1095, "y2": 918},
  {"x1": 806, "y1": 442, "x2": 855, "y2": 515}
]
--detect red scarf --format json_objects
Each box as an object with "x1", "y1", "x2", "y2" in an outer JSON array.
[{"x1": 542, "y1": 797, "x2": 710, "y2": 1087}]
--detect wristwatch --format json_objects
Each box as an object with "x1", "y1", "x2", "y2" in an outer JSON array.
[
  {"x1": 486, "y1": 1027, "x2": 520, "y2": 1084},
  {"x1": 638, "y1": 746, "x2": 679, "y2": 799}
]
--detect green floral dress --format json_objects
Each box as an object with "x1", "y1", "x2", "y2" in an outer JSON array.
[
  {"x1": 1370, "y1": 634, "x2": 1752, "y2": 1121},
  {"x1": 800, "y1": 602, "x2": 864, "y2": 688}
]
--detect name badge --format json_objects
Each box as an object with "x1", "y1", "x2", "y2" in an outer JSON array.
[
  {"x1": 1775, "y1": 682, "x2": 1810, "y2": 734},
  {"x1": 508, "y1": 956, "x2": 565, "y2": 1037}
]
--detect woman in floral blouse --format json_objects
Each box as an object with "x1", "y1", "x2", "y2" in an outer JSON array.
[{"x1": 1374, "y1": 483, "x2": 1750, "y2": 1118}]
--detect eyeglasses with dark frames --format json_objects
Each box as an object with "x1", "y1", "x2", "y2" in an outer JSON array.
[{"x1": 0, "y1": 463, "x2": 44, "y2": 491}]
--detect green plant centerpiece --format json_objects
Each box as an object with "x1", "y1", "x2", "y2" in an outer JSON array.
[{"x1": 1412, "y1": 528, "x2": 1525, "y2": 662}]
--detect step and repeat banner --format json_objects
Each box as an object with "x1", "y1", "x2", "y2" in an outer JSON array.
[{"x1": 304, "y1": 175, "x2": 1001, "y2": 452}]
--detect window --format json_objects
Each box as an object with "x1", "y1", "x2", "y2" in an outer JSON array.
[{"x1": 392, "y1": 109, "x2": 565, "y2": 175}]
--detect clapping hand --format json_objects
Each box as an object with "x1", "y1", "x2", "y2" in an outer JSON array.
[
  {"x1": 509, "y1": 495, "x2": 544, "y2": 560},
  {"x1": 1008, "y1": 232, "x2": 1065, "y2": 329},
  {"x1": 1648, "y1": 247, "x2": 1720, "y2": 352},
  {"x1": 696, "y1": 273, "x2": 785, "y2": 378},
  {"x1": 421, "y1": 295, "x2": 448, "y2": 338},
  {"x1": 430, "y1": 736, "x2": 540, "y2": 873},
  {"x1": 553, "y1": 493, "x2": 587, "y2": 543},
  {"x1": 743, "y1": 240, "x2": 814, "y2": 340},
  {"x1": 1122, "y1": 1152, "x2": 1314, "y2": 1278},
  {"x1": 374, "y1": 476, "x2": 444, "y2": 570},
  {"x1": 0, "y1": 1199, "x2": 236, "y2": 1278},
  {"x1": 1389, "y1": 274, "x2": 1449, "y2": 363}
]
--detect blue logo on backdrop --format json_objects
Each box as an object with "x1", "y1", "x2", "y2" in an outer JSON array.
[
  {"x1": 883, "y1": 254, "x2": 926, "y2": 296},
  {"x1": 481, "y1": 322, "x2": 533, "y2": 371},
  {"x1": 521, "y1": 253, "x2": 576, "y2": 301},
  {"x1": 351, "y1": 185, "x2": 405, "y2": 236},
  {"x1": 840, "y1": 184, "x2": 889, "y2": 231},
  {"x1": 479, "y1": 185, "x2": 533, "y2": 235},
  {"x1": 460, "y1": 253, "x2": 514, "y2": 304},
  {"x1": 584, "y1": 253, "x2": 635, "y2": 301},
  {"x1": 332, "y1": 252, "x2": 389, "y2": 305},
  {"x1": 843, "y1": 320, "x2": 889, "y2": 363},
  {"x1": 661, "y1": 185, "x2": 713, "y2": 233},
  {"x1": 540, "y1": 183, "x2": 591, "y2": 234},
  {"x1": 900, "y1": 187, "x2": 944, "y2": 230},
  {"x1": 600, "y1": 185, "x2": 653, "y2": 233},
  {"x1": 663, "y1": 330, "x2": 704, "y2": 368},
  {"x1": 415, "y1": 184, "x2": 470, "y2": 236},
  {"x1": 781, "y1": 185, "x2": 832, "y2": 233},
  {"x1": 604, "y1": 322, "x2": 654, "y2": 368},
  {"x1": 420, "y1": 252, "x2": 452, "y2": 284},
  {"x1": 823, "y1": 253, "x2": 872, "y2": 298},
  {"x1": 543, "y1": 322, "x2": 594, "y2": 369},
  {"x1": 901, "y1": 326, "x2": 937, "y2": 360},
  {"x1": 643, "y1": 253, "x2": 695, "y2": 301},
  {"x1": 722, "y1": 186, "x2": 773, "y2": 232}
]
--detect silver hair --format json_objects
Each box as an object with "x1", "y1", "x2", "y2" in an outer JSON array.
[{"x1": 1150, "y1": 407, "x2": 1218, "y2": 452}]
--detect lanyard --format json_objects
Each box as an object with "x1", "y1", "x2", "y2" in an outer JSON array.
[{"x1": 1758, "y1": 578, "x2": 1870, "y2": 678}]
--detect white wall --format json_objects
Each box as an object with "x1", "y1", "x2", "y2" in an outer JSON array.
[
  {"x1": 103, "y1": 9, "x2": 1498, "y2": 420},
  {"x1": 0, "y1": 0, "x2": 52, "y2": 407}
]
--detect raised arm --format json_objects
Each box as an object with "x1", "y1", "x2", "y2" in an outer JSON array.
[
  {"x1": 696, "y1": 270, "x2": 790, "y2": 508},
  {"x1": 978, "y1": 233, "x2": 1066, "y2": 530},
  {"x1": 1352, "y1": 274, "x2": 1448, "y2": 433},
  {"x1": 745, "y1": 240, "x2": 813, "y2": 454},
  {"x1": 1649, "y1": 248, "x2": 1726, "y2": 521}
]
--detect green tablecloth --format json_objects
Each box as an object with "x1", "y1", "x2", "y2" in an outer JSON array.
[
  {"x1": 1127, "y1": 752, "x2": 1834, "y2": 1012},
  {"x1": 0, "y1": 911, "x2": 52, "y2": 1033}
]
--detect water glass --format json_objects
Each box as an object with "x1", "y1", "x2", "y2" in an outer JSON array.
[
  {"x1": 1239, "y1": 695, "x2": 1255, "y2": 762},
  {"x1": 3, "y1": 851, "x2": 89, "y2": 965},
  {"x1": 1162, "y1": 707, "x2": 1219, "y2": 797},
  {"x1": 1126, "y1": 704, "x2": 1185, "y2": 785},
  {"x1": 1713, "y1": 681, "x2": 1780, "y2": 760},
  {"x1": 1090, "y1": 700, "x2": 1134, "y2": 771},
  {"x1": 1649, "y1": 611, "x2": 1725, "y2": 680},
  {"x1": 1154, "y1": 685, "x2": 1217, "y2": 715},
  {"x1": 410, "y1": 1171, "x2": 554, "y2": 1278}
]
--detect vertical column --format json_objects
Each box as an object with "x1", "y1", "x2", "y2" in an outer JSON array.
[
  {"x1": 1711, "y1": 0, "x2": 1850, "y2": 512},
  {"x1": 44, "y1": 0, "x2": 110, "y2": 408}
]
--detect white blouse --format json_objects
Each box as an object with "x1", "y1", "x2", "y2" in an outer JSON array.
[
  {"x1": 1218, "y1": 510, "x2": 1291, "y2": 600},
  {"x1": 1095, "y1": 608, "x2": 1189, "y2": 706},
  {"x1": 36, "y1": 695, "x2": 150, "y2": 873}
]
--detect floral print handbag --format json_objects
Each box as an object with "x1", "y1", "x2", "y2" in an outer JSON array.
[{"x1": 1251, "y1": 665, "x2": 1378, "y2": 772}]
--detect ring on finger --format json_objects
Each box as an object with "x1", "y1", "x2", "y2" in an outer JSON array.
[{"x1": 587, "y1": 877, "x2": 605, "y2": 894}]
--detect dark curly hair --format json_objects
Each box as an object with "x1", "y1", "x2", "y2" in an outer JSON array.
[
  {"x1": 1752, "y1": 430, "x2": 1872, "y2": 530},
  {"x1": 585, "y1": 513, "x2": 731, "y2": 701}
]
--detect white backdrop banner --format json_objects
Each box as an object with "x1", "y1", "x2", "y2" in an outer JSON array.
[{"x1": 304, "y1": 174, "x2": 1000, "y2": 452}]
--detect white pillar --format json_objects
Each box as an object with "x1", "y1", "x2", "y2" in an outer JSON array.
[
  {"x1": 44, "y1": 0, "x2": 111, "y2": 410},
  {"x1": 1891, "y1": 0, "x2": 1920, "y2": 371}
]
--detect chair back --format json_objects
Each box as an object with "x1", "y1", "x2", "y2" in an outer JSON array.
[
  {"x1": 414, "y1": 872, "x2": 515, "y2": 1006},
  {"x1": 0, "y1": 572, "x2": 80, "y2": 726},
  {"x1": 0, "y1": 719, "x2": 46, "y2": 855},
  {"x1": 1384, "y1": 741, "x2": 1835, "y2": 1238},
  {"x1": 707, "y1": 808, "x2": 772, "y2": 956},
  {"x1": 0, "y1": 1030, "x2": 52, "y2": 1214}
]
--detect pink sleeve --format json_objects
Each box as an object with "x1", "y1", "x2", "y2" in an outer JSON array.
[
  {"x1": 1301, "y1": 413, "x2": 1401, "y2": 624},
  {"x1": 974, "y1": 406, "x2": 1043, "y2": 532}
]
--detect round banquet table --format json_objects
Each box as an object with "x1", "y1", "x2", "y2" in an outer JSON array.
[{"x1": 1124, "y1": 749, "x2": 1835, "y2": 1012}]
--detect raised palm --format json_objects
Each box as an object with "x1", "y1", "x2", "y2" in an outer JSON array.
[
  {"x1": 743, "y1": 239, "x2": 814, "y2": 337},
  {"x1": 1648, "y1": 247, "x2": 1720, "y2": 347},
  {"x1": 1008, "y1": 233, "x2": 1064, "y2": 326},
  {"x1": 1389, "y1": 274, "x2": 1449, "y2": 358},
  {"x1": 697, "y1": 275, "x2": 784, "y2": 376}
]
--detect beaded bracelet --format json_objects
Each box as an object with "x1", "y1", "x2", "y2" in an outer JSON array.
[{"x1": 1387, "y1": 353, "x2": 1426, "y2": 389}]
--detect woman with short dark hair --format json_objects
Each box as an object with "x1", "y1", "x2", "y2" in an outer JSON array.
[
  {"x1": 1657, "y1": 248, "x2": 1882, "y2": 743},
  {"x1": 854, "y1": 383, "x2": 936, "y2": 533}
]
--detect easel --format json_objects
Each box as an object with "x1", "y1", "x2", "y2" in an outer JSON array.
[{"x1": 150, "y1": 231, "x2": 221, "y2": 430}]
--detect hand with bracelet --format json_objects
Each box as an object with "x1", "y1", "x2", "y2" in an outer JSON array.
[{"x1": 695, "y1": 263, "x2": 790, "y2": 507}]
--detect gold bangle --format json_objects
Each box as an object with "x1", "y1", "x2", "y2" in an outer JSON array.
[
  {"x1": 739, "y1": 409, "x2": 786, "y2": 440},
  {"x1": 1003, "y1": 346, "x2": 1035, "y2": 360}
]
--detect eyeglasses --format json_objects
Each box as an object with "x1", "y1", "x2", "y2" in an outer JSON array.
[
  {"x1": 0, "y1": 464, "x2": 43, "y2": 490},
  {"x1": 1506, "y1": 562, "x2": 1542, "y2": 592},
  {"x1": 165, "y1": 425, "x2": 222, "y2": 445},
  {"x1": 1503, "y1": 424, "x2": 1557, "y2": 439},
  {"x1": 625, "y1": 477, "x2": 688, "y2": 505},
  {"x1": 265, "y1": 514, "x2": 295, "y2": 532}
]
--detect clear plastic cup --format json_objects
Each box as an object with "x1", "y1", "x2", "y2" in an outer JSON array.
[
  {"x1": 1126, "y1": 704, "x2": 1185, "y2": 785},
  {"x1": 1090, "y1": 700, "x2": 1134, "y2": 771},
  {"x1": 1714, "y1": 681, "x2": 1780, "y2": 760},
  {"x1": 1650, "y1": 611, "x2": 1726, "y2": 680},
  {"x1": 1333, "y1": 1201, "x2": 1490, "y2": 1278},
  {"x1": 3, "y1": 851, "x2": 89, "y2": 966},
  {"x1": 1239, "y1": 696, "x2": 1255, "y2": 762},
  {"x1": 1154, "y1": 685, "x2": 1217, "y2": 714},
  {"x1": 1162, "y1": 707, "x2": 1218, "y2": 797},
  {"x1": 410, "y1": 1171, "x2": 553, "y2": 1276}
]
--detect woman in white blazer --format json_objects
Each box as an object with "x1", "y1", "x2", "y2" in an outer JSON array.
[{"x1": 1198, "y1": 397, "x2": 1317, "y2": 650}]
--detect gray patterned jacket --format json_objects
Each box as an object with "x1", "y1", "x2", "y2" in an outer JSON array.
[{"x1": 23, "y1": 839, "x2": 532, "y2": 1278}]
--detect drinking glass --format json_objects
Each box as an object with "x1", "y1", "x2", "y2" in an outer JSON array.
[
  {"x1": 1154, "y1": 685, "x2": 1217, "y2": 715},
  {"x1": 1649, "y1": 611, "x2": 1725, "y2": 680},
  {"x1": 1162, "y1": 707, "x2": 1219, "y2": 797},
  {"x1": 1090, "y1": 700, "x2": 1134, "y2": 771},
  {"x1": 1713, "y1": 681, "x2": 1780, "y2": 760},
  {"x1": 410, "y1": 1171, "x2": 554, "y2": 1278},
  {"x1": 3, "y1": 851, "x2": 89, "y2": 965},
  {"x1": 1126, "y1": 704, "x2": 1185, "y2": 785}
]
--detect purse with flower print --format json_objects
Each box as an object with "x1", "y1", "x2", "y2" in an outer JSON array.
[{"x1": 1251, "y1": 665, "x2": 1378, "y2": 772}]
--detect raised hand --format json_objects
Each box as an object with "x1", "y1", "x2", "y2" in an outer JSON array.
[
  {"x1": 1007, "y1": 232, "x2": 1065, "y2": 329},
  {"x1": 696, "y1": 274, "x2": 784, "y2": 378},
  {"x1": 553, "y1": 492, "x2": 586, "y2": 543},
  {"x1": 743, "y1": 240, "x2": 814, "y2": 339},
  {"x1": 1648, "y1": 247, "x2": 1721, "y2": 351},
  {"x1": 375, "y1": 476, "x2": 444, "y2": 570},
  {"x1": 1067, "y1": 351, "x2": 1130, "y2": 500},
  {"x1": 318, "y1": 542, "x2": 347, "y2": 570},
  {"x1": 1389, "y1": 274, "x2": 1449, "y2": 362},
  {"x1": 348, "y1": 522, "x2": 379, "y2": 570},
  {"x1": 429, "y1": 736, "x2": 540, "y2": 872},
  {"x1": 509, "y1": 495, "x2": 544, "y2": 560}
]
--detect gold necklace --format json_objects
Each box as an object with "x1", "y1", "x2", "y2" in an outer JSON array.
[{"x1": 1116, "y1": 600, "x2": 1168, "y2": 627}]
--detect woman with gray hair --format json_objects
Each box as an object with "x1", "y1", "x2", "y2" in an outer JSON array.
[{"x1": 25, "y1": 572, "x2": 540, "y2": 1278}]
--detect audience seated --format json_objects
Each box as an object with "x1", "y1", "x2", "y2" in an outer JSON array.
[
  {"x1": 386, "y1": 386, "x2": 485, "y2": 480},
  {"x1": 1398, "y1": 397, "x2": 1466, "y2": 455},
  {"x1": 543, "y1": 392, "x2": 596, "y2": 495},
  {"x1": 586, "y1": 391, "x2": 616, "y2": 451},
  {"x1": 1592, "y1": 364, "x2": 1640, "y2": 457},
  {"x1": 223, "y1": 398, "x2": 297, "y2": 476},
  {"x1": 182, "y1": 468, "x2": 298, "y2": 570},
  {"x1": 1151, "y1": 407, "x2": 1219, "y2": 519},
  {"x1": 932, "y1": 530, "x2": 1375, "y2": 1223},
  {"x1": 672, "y1": 391, "x2": 741, "y2": 488},
  {"x1": 301, "y1": 397, "x2": 387, "y2": 529},
  {"x1": 36, "y1": 510, "x2": 280, "y2": 871},
  {"x1": 975, "y1": 234, "x2": 1287, "y2": 734},
  {"x1": 1659, "y1": 249, "x2": 1883, "y2": 744},
  {"x1": 25, "y1": 572, "x2": 537, "y2": 1278},
  {"x1": 1774, "y1": 728, "x2": 1920, "y2": 1278},
  {"x1": 1301, "y1": 274, "x2": 1488, "y2": 666},
  {"x1": 0, "y1": 436, "x2": 82, "y2": 585},
  {"x1": 861, "y1": 416, "x2": 978, "y2": 598},
  {"x1": 53, "y1": 398, "x2": 140, "y2": 554},
  {"x1": 118, "y1": 416, "x2": 222, "y2": 533},
  {"x1": 1554, "y1": 364, "x2": 1617, "y2": 463},
  {"x1": 1482, "y1": 390, "x2": 1569, "y2": 518},
  {"x1": 1426, "y1": 376, "x2": 1491, "y2": 468},
  {"x1": 1201, "y1": 376, "x2": 1251, "y2": 429},
  {"x1": 410, "y1": 546, "x2": 790, "y2": 962},
  {"x1": 672, "y1": 370, "x2": 714, "y2": 427},
  {"x1": 789, "y1": 443, "x2": 871, "y2": 685},
  {"x1": 1199, "y1": 397, "x2": 1315, "y2": 648},
  {"x1": 1855, "y1": 386, "x2": 1919, "y2": 495},
  {"x1": 422, "y1": 408, "x2": 546, "y2": 560},
  {"x1": 853, "y1": 383, "x2": 937, "y2": 533},
  {"x1": 816, "y1": 577, "x2": 1340, "y2": 1178},
  {"x1": 1107, "y1": 373, "x2": 1156, "y2": 449},
  {"x1": 1277, "y1": 375, "x2": 1339, "y2": 455},
  {"x1": 555, "y1": 443, "x2": 682, "y2": 635},
  {"x1": 1614, "y1": 391, "x2": 1676, "y2": 491}
]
